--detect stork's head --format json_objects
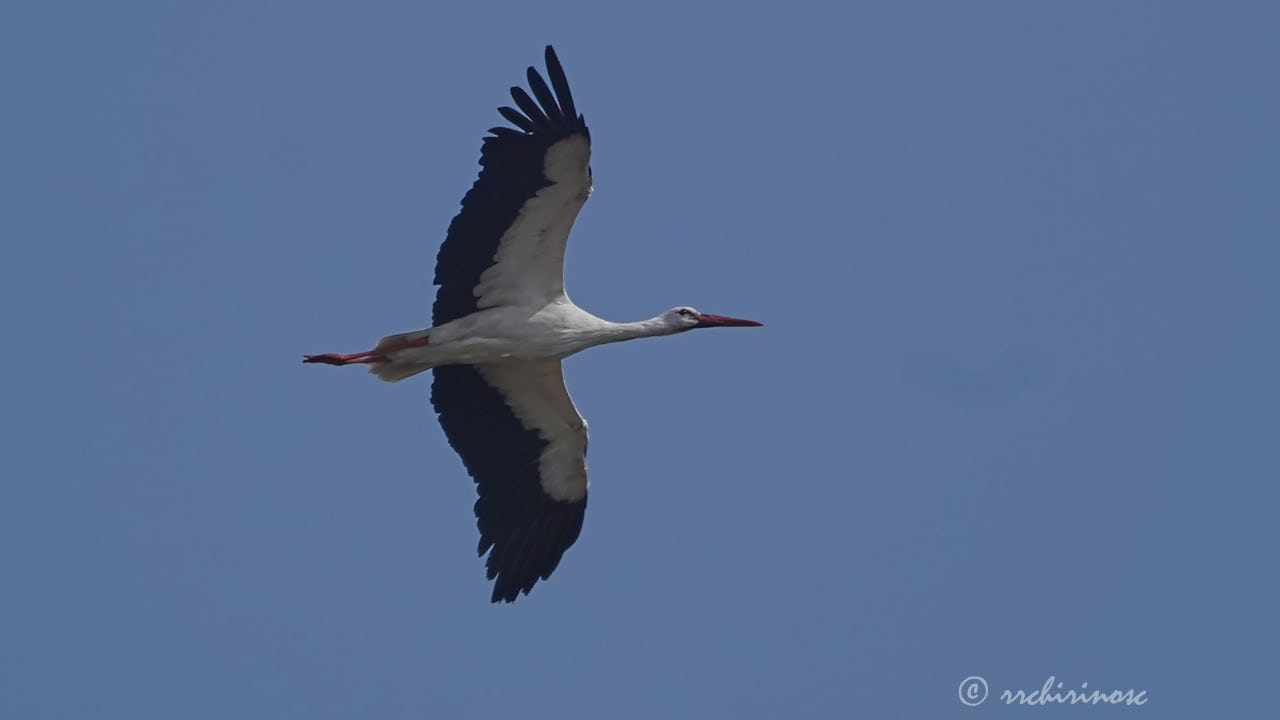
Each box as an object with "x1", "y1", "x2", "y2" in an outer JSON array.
[{"x1": 664, "y1": 306, "x2": 763, "y2": 332}]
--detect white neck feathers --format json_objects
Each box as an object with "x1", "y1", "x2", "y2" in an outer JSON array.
[{"x1": 580, "y1": 315, "x2": 683, "y2": 348}]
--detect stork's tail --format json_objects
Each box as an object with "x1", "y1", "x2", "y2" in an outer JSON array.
[{"x1": 367, "y1": 329, "x2": 432, "y2": 383}]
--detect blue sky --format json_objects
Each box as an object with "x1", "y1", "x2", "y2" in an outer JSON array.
[{"x1": 3, "y1": 1, "x2": 1277, "y2": 717}]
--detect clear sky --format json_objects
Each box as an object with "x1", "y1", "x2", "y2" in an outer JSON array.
[{"x1": 3, "y1": 1, "x2": 1277, "y2": 717}]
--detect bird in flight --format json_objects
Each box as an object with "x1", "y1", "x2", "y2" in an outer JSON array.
[{"x1": 304, "y1": 46, "x2": 761, "y2": 602}]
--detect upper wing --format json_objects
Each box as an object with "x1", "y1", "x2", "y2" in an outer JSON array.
[
  {"x1": 433, "y1": 45, "x2": 592, "y2": 326},
  {"x1": 430, "y1": 360, "x2": 589, "y2": 602}
]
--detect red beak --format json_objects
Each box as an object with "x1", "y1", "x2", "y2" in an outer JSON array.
[{"x1": 693, "y1": 313, "x2": 764, "y2": 328}]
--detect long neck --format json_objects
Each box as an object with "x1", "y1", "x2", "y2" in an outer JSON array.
[{"x1": 587, "y1": 316, "x2": 675, "y2": 347}]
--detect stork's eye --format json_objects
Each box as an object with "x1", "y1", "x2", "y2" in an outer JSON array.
[{"x1": 677, "y1": 308, "x2": 696, "y2": 318}]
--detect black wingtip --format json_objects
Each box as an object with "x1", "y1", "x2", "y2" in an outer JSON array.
[
  {"x1": 509, "y1": 86, "x2": 550, "y2": 131},
  {"x1": 497, "y1": 105, "x2": 536, "y2": 133},
  {"x1": 543, "y1": 46, "x2": 577, "y2": 126},
  {"x1": 490, "y1": 585, "x2": 524, "y2": 604},
  {"x1": 487, "y1": 45, "x2": 584, "y2": 138}
]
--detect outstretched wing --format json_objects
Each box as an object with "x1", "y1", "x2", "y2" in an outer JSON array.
[
  {"x1": 430, "y1": 360, "x2": 589, "y2": 602},
  {"x1": 433, "y1": 45, "x2": 592, "y2": 326}
]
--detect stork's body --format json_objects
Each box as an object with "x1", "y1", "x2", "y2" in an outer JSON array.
[
  {"x1": 308, "y1": 300, "x2": 755, "y2": 376},
  {"x1": 305, "y1": 46, "x2": 760, "y2": 602}
]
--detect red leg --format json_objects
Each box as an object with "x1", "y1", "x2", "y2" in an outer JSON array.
[
  {"x1": 303, "y1": 336, "x2": 428, "y2": 366},
  {"x1": 302, "y1": 352, "x2": 386, "y2": 366}
]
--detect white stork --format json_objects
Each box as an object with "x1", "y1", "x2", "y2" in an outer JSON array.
[{"x1": 304, "y1": 46, "x2": 761, "y2": 602}]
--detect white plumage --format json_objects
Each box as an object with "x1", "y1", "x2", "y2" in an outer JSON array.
[{"x1": 305, "y1": 46, "x2": 760, "y2": 602}]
